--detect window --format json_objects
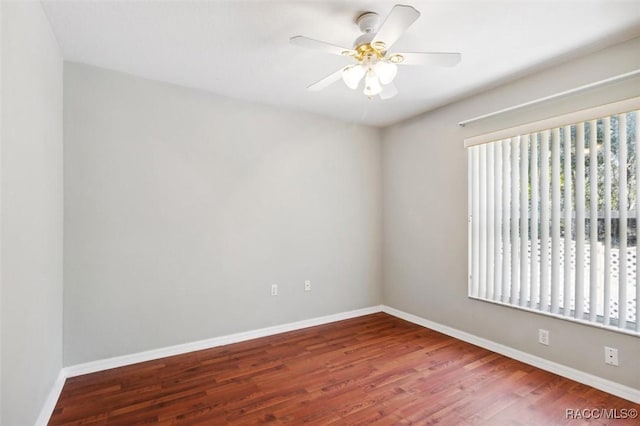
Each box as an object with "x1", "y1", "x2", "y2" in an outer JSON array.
[{"x1": 467, "y1": 98, "x2": 640, "y2": 334}]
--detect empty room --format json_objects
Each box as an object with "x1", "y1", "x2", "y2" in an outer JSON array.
[{"x1": 2, "y1": 0, "x2": 640, "y2": 424}]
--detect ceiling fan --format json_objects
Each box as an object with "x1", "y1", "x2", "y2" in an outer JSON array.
[{"x1": 290, "y1": 4, "x2": 461, "y2": 100}]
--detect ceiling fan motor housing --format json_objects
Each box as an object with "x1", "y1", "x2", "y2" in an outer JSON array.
[
  {"x1": 354, "y1": 11, "x2": 380, "y2": 49},
  {"x1": 353, "y1": 32, "x2": 375, "y2": 50}
]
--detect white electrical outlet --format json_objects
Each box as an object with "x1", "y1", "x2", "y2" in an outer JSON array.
[
  {"x1": 271, "y1": 284, "x2": 278, "y2": 296},
  {"x1": 604, "y1": 346, "x2": 619, "y2": 366},
  {"x1": 304, "y1": 280, "x2": 311, "y2": 292},
  {"x1": 538, "y1": 329, "x2": 549, "y2": 346}
]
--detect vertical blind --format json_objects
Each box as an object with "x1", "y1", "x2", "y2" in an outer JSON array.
[{"x1": 468, "y1": 106, "x2": 640, "y2": 334}]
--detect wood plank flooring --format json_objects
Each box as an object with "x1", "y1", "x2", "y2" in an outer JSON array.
[{"x1": 50, "y1": 313, "x2": 639, "y2": 425}]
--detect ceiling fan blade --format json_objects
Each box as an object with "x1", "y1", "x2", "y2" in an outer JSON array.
[
  {"x1": 395, "y1": 52, "x2": 462, "y2": 67},
  {"x1": 379, "y1": 82, "x2": 398, "y2": 100},
  {"x1": 372, "y1": 5, "x2": 420, "y2": 51},
  {"x1": 307, "y1": 68, "x2": 344, "y2": 91},
  {"x1": 290, "y1": 35, "x2": 354, "y2": 56}
]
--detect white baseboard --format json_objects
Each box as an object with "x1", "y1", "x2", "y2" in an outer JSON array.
[
  {"x1": 64, "y1": 305, "x2": 383, "y2": 378},
  {"x1": 36, "y1": 303, "x2": 639, "y2": 426},
  {"x1": 34, "y1": 369, "x2": 66, "y2": 426},
  {"x1": 37, "y1": 305, "x2": 382, "y2": 425},
  {"x1": 381, "y1": 305, "x2": 640, "y2": 404}
]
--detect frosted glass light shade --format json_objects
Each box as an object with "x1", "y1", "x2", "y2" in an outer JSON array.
[
  {"x1": 363, "y1": 69, "x2": 383, "y2": 96},
  {"x1": 342, "y1": 65, "x2": 366, "y2": 89},
  {"x1": 375, "y1": 60, "x2": 397, "y2": 85}
]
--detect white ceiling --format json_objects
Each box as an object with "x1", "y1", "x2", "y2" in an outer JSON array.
[{"x1": 41, "y1": 1, "x2": 640, "y2": 127}]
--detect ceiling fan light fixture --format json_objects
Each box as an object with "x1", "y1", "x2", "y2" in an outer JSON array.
[
  {"x1": 342, "y1": 64, "x2": 366, "y2": 89},
  {"x1": 375, "y1": 60, "x2": 397, "y2": 85},
  {"x1": 363, "y1": 69, "x2": 383, "y2": 97}
]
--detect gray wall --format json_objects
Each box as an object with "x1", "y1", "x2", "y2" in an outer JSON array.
[
  {"x1": 63, "y1": 63, "x2": 382, "y2": 366},
  {"x1": 1, "y1": 2, "x2": 63, "y2": 425},
  {"x1": 382, "y1": 36, "x2": 640, "y2": 389}
]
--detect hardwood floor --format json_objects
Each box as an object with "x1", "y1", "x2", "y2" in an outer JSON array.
[{"x1": 50, "y1": 313, "x2": 639, "y2": 425}]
